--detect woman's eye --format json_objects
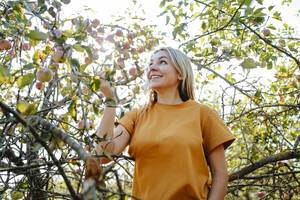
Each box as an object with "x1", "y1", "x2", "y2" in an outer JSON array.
[{"x1": 160, "y1": 60, "x2": 167, "y2": 64}]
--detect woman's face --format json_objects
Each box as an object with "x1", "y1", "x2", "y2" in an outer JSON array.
[{"x1": 147, "y1": 50, "x2": 182, "y2": 91}]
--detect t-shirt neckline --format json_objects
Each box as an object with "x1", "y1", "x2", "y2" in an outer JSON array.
[{"x1": 154, "y1": 99, "x2": 194, "y2": 108}]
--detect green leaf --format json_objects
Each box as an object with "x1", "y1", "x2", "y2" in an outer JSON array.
[
  {"x1": 73, "y1": 43, "x2": 85, "y2": 52},
  {"x1": 240, "y1": 58, "x2": 258, "y2": 69},
  {"x1": 16, "y1": 73, "x2": 35, "y2": 88},
  {"x1": 81, "y1": 45, "x2": 93, "y2": 64},
  {"x1": 272, "y1": 11, "x2": 282, "y2": 21},
  {"x1": 90, "y1": 78, "x2": 101, "y2": 92},
  {"x1": 159, "y1": 0, "x2": 166, "y2": 8},
  {"x1": 68, "y1": 98, "x2": 77, "y2": 121},
  {"x1": 166, "y1": 15, "x2": 170, "y2": 25},
  {"x1": 69, "y1": 58, "x2": 80, "y2": 70},
  {"x1": 268, "y1": 5, "x2": 275, "y2": 11},
  {"x1": 25, "y1": 30, "x2": 47, "y2": 41},
  {"x1": 0, "y1": 65, "x2": 10, "y2": 83},
  {"x1": 23, "y1": 63, "x2": 36, "y2": 70},
  {"x1": 207, "y1": 74, "x2": 216, "y2": 80}
]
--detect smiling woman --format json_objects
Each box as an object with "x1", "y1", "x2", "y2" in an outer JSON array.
[{"x1": 94, "y1": 46, "x2": 235, "y2": 200}]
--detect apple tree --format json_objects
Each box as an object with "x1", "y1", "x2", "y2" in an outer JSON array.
[
  {"x1": 0, "y1": 0, "x2": 158, "y2": 199},
  {"x1": 0, "y1": 0, "x2": 299, "y2": 199}
]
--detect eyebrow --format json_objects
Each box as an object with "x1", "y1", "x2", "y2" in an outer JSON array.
[{"x1": 150, "y1": 56, "x2": 168, "y2": 62}]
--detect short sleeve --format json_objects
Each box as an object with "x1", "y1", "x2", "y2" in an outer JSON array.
[
  {"x1": 200, "y1": 105, "x2": 235, "y2": 155},
  {"x1": 116, "y1": 108, "x2": 139, "y2": 137}
]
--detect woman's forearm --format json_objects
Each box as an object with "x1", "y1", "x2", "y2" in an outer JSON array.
[
  {"x1": 95, "y1": 104, "x2": 116, "y2": 156},
  {"x1": 207, "y1": 171, "x2": 228, "y2": 200}
]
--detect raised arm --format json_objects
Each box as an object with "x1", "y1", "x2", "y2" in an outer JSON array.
[{"x1": 95, "y1": 72, "x2": 130, "y2": 164}]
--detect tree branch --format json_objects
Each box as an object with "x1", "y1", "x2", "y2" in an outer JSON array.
[
  {"x1": 0, "y1": 100, "x2": 80, "y2": 200},
  {"x1": 229, "y1": 150, "x2": 300, "y2": 181}
]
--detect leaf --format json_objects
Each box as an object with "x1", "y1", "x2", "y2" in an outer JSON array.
[
  {"x1": 81, "y1": 45, "x2": 93, "y2": 64},
  {"x1": 0, "y1": 65, "x2": 10, "y2": 83},
  {"x1": 68, "y1": 98, "x2": 77, "y2": 121},
  {"x1": 166, "y1": 15, "x2": 170, "y2": 25},
  {"x1": 25, "y1": 30, "x2": 47, "y2": 41},
  {"x1": 23, "y1": 63, "x2": 36, "y2": 70},
  {"x1": 69, "y1": 58, "x2": 80, "y2": 70},
  {"x1": 90, "y1": 78, "x2": 100, "y2": 92},
  {"x1": 16, "y1": 73, "x2": 35, "y2": 88},
  {"x1": 272, "y1": 11, "x2": 282, "y2": 21},
  {"x1": 73, "y1": 43, "x2": 84, "y2": 52},
  {"x1": 159, "y1": 0, "x2": 166, "y2": 8},
  {"x1": 268, "y1": 5, "x2": 275, "y2": 11},
  {"x1": 240, "y1": 58, "x2": 258, "y2": 69},
  {"x1": 17, "y1": 100, "x2": 35, "y2": 116}
]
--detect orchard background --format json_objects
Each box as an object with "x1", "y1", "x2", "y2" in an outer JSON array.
[{"x1": 0, "y1": 0, "x2": 299, "y2": 199}]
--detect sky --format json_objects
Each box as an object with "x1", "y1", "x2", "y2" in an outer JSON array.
[{"x1": 65, "y1": 0, "x2": 300, "y2": 37}]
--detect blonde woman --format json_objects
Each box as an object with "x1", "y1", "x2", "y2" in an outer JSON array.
[{"x1": 95, "y1": 47, "x2": 235, "y2": 200}]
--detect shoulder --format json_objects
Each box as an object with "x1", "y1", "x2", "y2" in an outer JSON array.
[{"x1": 189, "y1": 100, "x2": 215, "y2": 113}]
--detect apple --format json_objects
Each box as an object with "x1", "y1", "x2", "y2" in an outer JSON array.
[
  {"x1": 0, "y1": 40, "x2": 12, "y2": 51},
  {"x1": 82, "y1": 86, "x2": 89, "y2": 95},
  {"x1": 78, "y1": 120, "x2": 84, "y2": 130},
  {"x1": 262, "y1": 28, "x2": 271, "y2": 36},
  {"x1": 261, "y1": 61, "x2": 266, "y2": 68},
  {"x1": 282, "y1": 194, "x2": 290, "y2": 200},
  {"x1": 127, "y1": 33, "x2": 135, "y2": 40},
  {"x1": 117, "y1": 57, "x2": 125, "y2": 67},
  {"x1": 257, "y1": 192, "x2": 265, "y2": 198},
  {"x1": 36, "y1": 67, "x2": 53, "y2": 82},
  {"x1": 129, "y1": 67, "x2": 137, "y2": 76},
  {"x1": 35, "y1": 82, "x2": 42, "y2": 90},
  {"x1": 123, "y1": 42, "x2": 130, "y2": 50},
  {"x1": 137, "y1": 47, "x2": 144, "y2": 53},
  {"x1": 97, "y1": 27, "x2": 105, "y2": 34},
  {"x1": 116, "y1": 29, "x2": 123, "y2": 37},
  {"x1": 92, "y1": 19, "x2": 100, "y2": 28},
  {"x1": 75, "y1": 168, "x2": 81, "y2": 173},
  {"x1": 85, "y1": 145, "x2": 90, "y2": 151},
  {"x1": 52, "y1": 50, "x2": 66, "y2": 63},
  {"x1": 84, "y1": 57, "x2": 90, "y2": 64},
  {"x1": 296, "y1": 75, "x2": 300, "y2": 82},
  {"x1": 278, "y1": 161, "x2": 285, "y2": 167},
  {"x1": 22, "y1": 43, "x2": 30, "y2": 51},
  {"x1": 86, "y1": 25, "x2": 92, "y2": 33}
]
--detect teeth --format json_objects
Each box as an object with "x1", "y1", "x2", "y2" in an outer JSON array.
[{"x1": 151, "y1": 75, "x2": 161, "y2": 79}]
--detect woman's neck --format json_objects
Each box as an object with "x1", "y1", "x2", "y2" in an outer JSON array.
[{"x1": 155, "y1": 88, "x2": 183, "y2": 105}]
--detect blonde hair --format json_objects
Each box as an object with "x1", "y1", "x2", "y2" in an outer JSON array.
[{"x1": 143, "y1": 47, "x2": 195, "y2": 111}]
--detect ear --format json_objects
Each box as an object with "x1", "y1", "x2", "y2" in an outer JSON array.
[{"x1": 178, "y1": 74, "x2": 183, "y2": 80}]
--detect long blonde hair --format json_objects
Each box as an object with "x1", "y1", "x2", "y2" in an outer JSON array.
[{"x1": 143, "y1": 47, "x2": 195, "y2": 112}]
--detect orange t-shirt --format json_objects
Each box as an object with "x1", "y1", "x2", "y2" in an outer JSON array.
[{"x1": 118, "y1": 99, "x2": 235, "y2": 200}]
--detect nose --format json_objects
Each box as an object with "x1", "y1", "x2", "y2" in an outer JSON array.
[{"x1": 149, "y1": 64, "x2": 158, "y2": 72}]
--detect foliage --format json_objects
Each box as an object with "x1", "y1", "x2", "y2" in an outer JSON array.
[{"x1": 0, "y1": 0, "x2": 299, "y2": 199}]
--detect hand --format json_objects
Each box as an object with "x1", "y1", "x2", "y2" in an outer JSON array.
[{"x1": 96, "y1": 71, "x2": 115, "y2": 99}]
